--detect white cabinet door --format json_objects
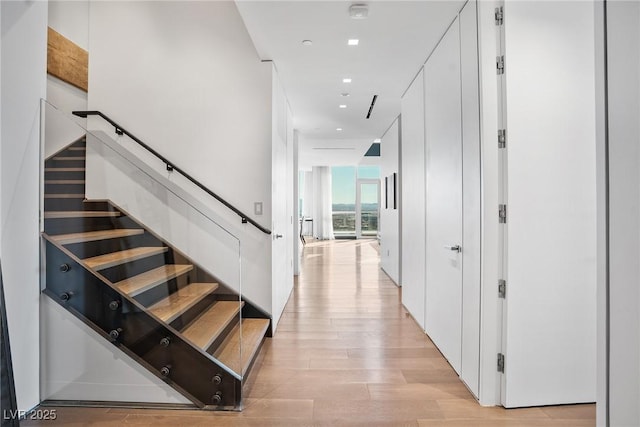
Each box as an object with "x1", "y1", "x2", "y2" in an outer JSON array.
[{"x1": 424, "y1": 17, "x2": 463, "y2": 374}]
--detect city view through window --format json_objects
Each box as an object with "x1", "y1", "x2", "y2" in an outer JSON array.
[{"x1": 332, "y1": 166, "x2": 380, "y2": 238}]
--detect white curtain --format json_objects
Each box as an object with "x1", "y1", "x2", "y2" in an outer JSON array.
[
  {"x1": 302, "y1": 171, "x2": 314, "y2": 219},
  {"x1": 312, "y1": 166, "x2": 334, "y2": 240}
]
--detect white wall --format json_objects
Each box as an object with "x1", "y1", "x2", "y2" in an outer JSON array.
[
  {"x1": 501, "y1": 1, "x2": 597, "y2": 407},
  {"x1": 88, "y1": 2, "x2": 273, "y2": 230},
  {"x1": 271, "y1": 66, "x2": 294, "y2": 331},
  {"x1": 593, "y1": 3, "x2": 606, "y2": 425},
  {"x1": 476, "y1": 0, "x2": 501, "y2": 407},
  {"x1": 1, "y1": 0, "x2": 48, "y2": 412},
  {"x1": 400, "y1": 70, "x2": 426, "y2": 330},
  {"x1": 293, "y1": 130, "x2": 300, "y2": 276},
  {"x1": 600, "y1": 2, "x2": 640, "y2": 425},
  {"x1": 45, "y1": 1, "x2": 89, "y2": 158},
  {"x1": 380, "y1": 119, "x2": 400, "y2": 284},
  {"x1": 47, "y1": 1, "x2": 89, "y2": 125},
  {"x1": 41, "y1": 298, "x2": 189, "y2": 404},
  {"x1": 86, "y1": 1, "x2": 274, "y2": 314}
]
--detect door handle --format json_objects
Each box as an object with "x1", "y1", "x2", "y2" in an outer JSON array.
[
  {"x1": 274, "y1": 234, "x2": 283, "y2": 239},
  {"x1": 444, "y1": 245, "x2": 461, "y2": 253}
]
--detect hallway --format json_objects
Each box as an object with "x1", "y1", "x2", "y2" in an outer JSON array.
[{"x1": 25, "y1": 240, "x2": 595, "y2": 425}]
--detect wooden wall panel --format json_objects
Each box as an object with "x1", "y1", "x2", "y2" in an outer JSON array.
[{"x1": 47, "y1": 27, "x2": 88, "y2": 92}]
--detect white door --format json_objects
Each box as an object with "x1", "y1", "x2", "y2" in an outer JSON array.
[
  {"x1": 271, "y1": 73, "x2": 291, "y2": 330},
  {"x1": 459, "y1": 0, "x2": 481, "y2": 397},
  {"x1": 356, "y1": 179, "x2": 380, "y2": 239},
  {"x1": 500, "y1": 2, "x2": 597, "y2": 407},
  {"x1": 424, "y1": 17, "x2": 463, "y2": 373}
]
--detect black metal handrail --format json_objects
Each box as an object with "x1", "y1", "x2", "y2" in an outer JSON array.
[{"x1": 73, "y1": 110, "x2": 271, "y2": 235}]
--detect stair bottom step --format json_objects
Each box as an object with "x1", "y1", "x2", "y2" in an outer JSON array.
[{"x1": 214, "y1": 318, "x2": 270, "y2": 376}]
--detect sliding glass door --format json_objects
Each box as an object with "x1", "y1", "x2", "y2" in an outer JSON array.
[{"x1": 356, "y1": 179, "x2": 380, "y2": 239}]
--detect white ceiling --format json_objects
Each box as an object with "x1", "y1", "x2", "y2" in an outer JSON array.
[{"x1": 235, "y1": 0, "x2": 465, "y2": 166}]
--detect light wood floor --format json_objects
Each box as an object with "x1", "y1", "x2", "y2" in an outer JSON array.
[{"x1": 25, "y1": 239, "x2": 595, "y2": 426}]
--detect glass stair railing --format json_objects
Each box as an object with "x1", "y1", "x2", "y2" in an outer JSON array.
[{"x1": 40, "y1": 100, "x2": 270, "y2": 410}]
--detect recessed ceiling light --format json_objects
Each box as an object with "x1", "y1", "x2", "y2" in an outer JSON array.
[
  {"x1": 374, "y1": 138, "x2": 381, "y2": 143},
  {"x1": 349, "y1": 4, "x2": 369, "y2": 19},
  {"x1": 348, "y1": 39, "x2": 359, "y2": 46},
  {"x1": 301, "y1": 40, "x2": 313, "y2": 46},
  {"x1": 336, "y1": 128, "x2": 343, "y2": 131},
  {"x1": 343, "y1": 78, "x2": 352, "y2": 83},
  {"x1": 339, "y1": 105, "x2": 347, "y2": 109},
  {"x1": 341, "y1": 93, "x2": 350, "y2": 97}
]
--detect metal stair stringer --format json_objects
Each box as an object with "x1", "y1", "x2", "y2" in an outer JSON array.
[{"x1": 42, "y1": 235, "x2": 242, "y2": 410}]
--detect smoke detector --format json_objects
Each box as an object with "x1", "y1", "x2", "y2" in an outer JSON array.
[{"x1": 349, "y1": 4, "x2": 369, "y2": 19}]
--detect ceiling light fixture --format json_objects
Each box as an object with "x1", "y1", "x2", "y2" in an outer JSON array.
[
  {"x1": 339, "y1": 105, "x2": 347, "y2": 109},
  {"x1": 343, "y1": 78, "x2": 352, "y2": 83},
  {"x1": 348, "y1": 39, "x2": 359, "y2": 46},
  {"x1": 336, "y1": 128, "x2": 343, "y2": 131},
  {"x1": 374, "y1": 138, "x2": 381, "y2": 143},
  {"x1": 341, "y1": 93, "x2": 350, "y2": 97},
  {"x1": 301, "y1": 40, "x2": 313, "y2": 46},
  {"x1": 349, "y1": 4, "x2": 369, "y2": 19}
]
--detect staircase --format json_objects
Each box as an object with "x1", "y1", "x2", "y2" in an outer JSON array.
[{"x1": 42, "y1": 137, "x2": 270, "y2": 410}]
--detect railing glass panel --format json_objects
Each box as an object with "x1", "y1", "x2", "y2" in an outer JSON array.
[{"x1": 40, "y1": 100, "x2": 248, "y2": 409}]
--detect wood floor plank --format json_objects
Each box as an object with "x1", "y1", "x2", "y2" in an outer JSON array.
[
  {"x1": 182, "y1": 300, "x2": 244, "y2": 350},
  {"x1": 44, "y1": 211, "x2": 120, "y2": 219},
  {"x1": 83, "y1": 246, "x2": 168, "y2": 270},
  {"x1": 115, "y1": 264, "x2": 193, "y2": 296},
  {"x1": 149, "y1": 282, "x2": 219, "y2": 323},
  {"x1": 50, "y1": 228, "x2": 144, "y2": 245},
  {"x1": 213, "y1": 318, "x2": 269, "y2": 374}
]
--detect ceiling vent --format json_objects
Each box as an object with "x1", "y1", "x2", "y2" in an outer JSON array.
[
  {"x1": 349, "y1": 4, "x2": 369, "y2": 19},
  {"x1": 366, "y1": 95, "x2": 378, "y2": 119}
]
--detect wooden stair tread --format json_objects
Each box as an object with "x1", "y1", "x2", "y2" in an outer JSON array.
[
  {"x1": 67, "y1": 147, "x2": 86, "y2": 151},
  {"x1": 44, "y1": 194, "x2": 85, "y2": 199},
  {"x1": 51, "y1": 228, "x2": 144, "y2": 245},
  {"x1": 149, "y1": 283, "x2": 219, "y2": 323},
  {"x1": 53, "y1": 156, "x2": 84, "y2": 161},
  {"x1": 45, "y1": 180, "x2": 85, "y2": 184},
  {"x1": 44, "y1": 211, "x2": 120, "y2": 219},
  {"x1": 84, "y1": 246, "x2": 168, "y2": 271},
  {"x1": 213, "y1": 318, "x2": 270, "y2": 374},
  {"x1": 115, "y1": 264, "x2": 193, "y2": 297},
  {"x1": 182, "y1": 301, "x2": 244, "y2": 351},
  {"x1": 44, "y1": 168, "x2": 86, "y2": 172}
]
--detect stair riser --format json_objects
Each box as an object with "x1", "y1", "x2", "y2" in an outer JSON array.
[
  {"x1": 206, "y1": 313, "x2": 241, "y2": 355},
  {"x1": 44, "y1": 198, "x2": 87, "y2": 211},
  {"x1": 46, "y1": 159, "x2": 86, "y2": 168},
  {"x1": 50, "y1": 149, "x2": 86, "y2": 158},
  {"x1": 44, "y1": 183, "x2": 85, "y2": 194},
  {"x1": 44, "y1": 216, "x2": 139, "y2": 236},
  {"x1": 63, "y1": 233, "x2": 163, "y2": 259},
  {"x1": 44, "y1": 170, "x2": 85, "y2": 181},
  {"x1": 240, "y1": 303, "x2": 273, "y2": 338},
  {"x1": 100, "y1": 253, "x2": 176, "y2": 285}
]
